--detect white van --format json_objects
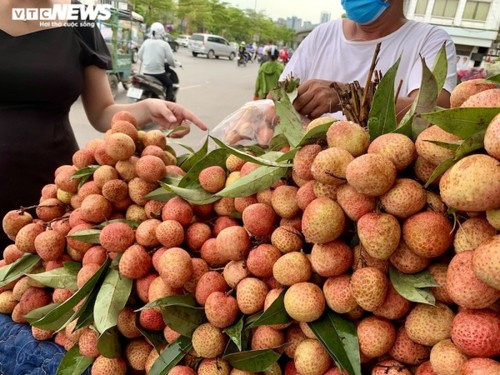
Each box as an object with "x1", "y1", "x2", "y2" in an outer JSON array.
[
  {"x1": 188, "y1": 33, "x2": 237, "y2": 60},
  {"x1": 176, "y1": 34, "x2": 191, "y2": 47}
]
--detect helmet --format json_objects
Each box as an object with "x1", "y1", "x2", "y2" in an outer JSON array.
[
  {"x1": 241, "y1": 41, "x2": 246, "y2": 46},
  {"x1": 150, "y1": 22, "x2": 164, "y2": 39}
]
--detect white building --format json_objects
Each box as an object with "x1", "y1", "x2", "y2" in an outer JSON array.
[
  {"x1": 294, "y1": 0, "x2": 500, "y2": 68},
  {"x1": 320, "y1": 11, "x2": 331, "y2": 24},
  {"x1": 406, "y1": 0, "x2": 500, "y2": 67}
]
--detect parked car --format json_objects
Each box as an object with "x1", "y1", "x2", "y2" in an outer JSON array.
[
  {"x1": 176, "y1": 34, "x2": 191, "y2": 47},
  {"x1": 188, "y1": 33, "x2": 237, "y2": 60},
  {"x1": 163, "y1": 33, "x2": 179, "y2": 52}
]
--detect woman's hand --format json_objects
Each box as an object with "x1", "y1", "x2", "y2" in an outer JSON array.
[
  {"x1": 81, "y1": 66, "x2": 208, "y2": 136},
  {"x1": 145, "y1": 99, "x2": 208, "y2": 133},
  {"x1": 293, "y1": 79, "x2": 342, "y2": 119}
]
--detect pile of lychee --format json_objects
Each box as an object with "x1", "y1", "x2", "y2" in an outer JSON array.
[{"x1": 0, "y1": 79, "x2": 499, "y2": 375}]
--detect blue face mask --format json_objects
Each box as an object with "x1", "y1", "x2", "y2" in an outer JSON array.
[{"x1": 341, "y1": 0, "x2": 390, "y2": 24}]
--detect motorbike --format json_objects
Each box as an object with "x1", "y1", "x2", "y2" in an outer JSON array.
[
  {"x1": 126, "y1": 60, "x2": 181, "y2": 102},
  {"x1": 237, "y1": 50, "x2": 252, "y2": 67}
]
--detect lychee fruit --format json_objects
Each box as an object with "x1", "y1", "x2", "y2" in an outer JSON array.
[{"x1": 284, "y1": 282, "x2": 325, "y2": 322}]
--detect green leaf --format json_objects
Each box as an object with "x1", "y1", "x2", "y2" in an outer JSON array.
[
  {"x1": 96, "y1": 219, "x2": 139, "y2": 229},
  {"x1": 223, "y1": 349, "x2": 281, "y2": 372},
  {"x1": 178, "y1": 148, "x2": 228, "y2": 188},
  {"x1": 160, "y1": 305, "x2": 206, "y2": 338},
  {"x1": 421, "y1": 107, "x2": 500, "y2": 139},
  {"x1": 133, "y1": 301, "x2": 168, "y2": 352},
  {"x1": 26, "y1": 265, "x2": 79, "y2": 291},
  {"x1": 308, "y1": 310, "x2": 361, "y2": 375},
  {"x1": 142, "y1": 294, "x2": 197, "y2": 310},
  {"x1": 210, "y1": 137, "x2": 291, "y2": 167},
  {"x1": 97, "y1": 326, "x2": 122, "y2": 358},
  {"x1": 224, "y1": 316, "x2": 245, "y2": 351},
  {"x1": 424, "y1": 158, "x2": 456, "y2": 187},
  {"x1": 71, "y1": 165, "x2": 99, "y2": 180},
  {"x1": 401, "y1": 57, "x2": 439, "y2": 139},
  {"x1": 270, "y1": 79, "x2": 306, "y2": 148},
  {"x1": 74, "y1": 284, "x2": 100, "y2": 330},
  {"x1": 158, "y1": 181, "x2": 220, "y2": 205},
  {"x1": 248, "y1": 289, "x2": 291, "y2": 327},
  {"x1": 454, "y1": 130, "x2": 485, "y2": 158},
  {"x1": 144, "y1": 187, "x2": 177, "y2": 202},
  {"x1": 170, "y1": 140, "x2": 195, "y2": 154},
  {"x1": 179, "y1": 136, "x2": 209, "y2": 172},
  {"x1": 430, "y1": 42, "x2": 449, "y2": 92},
  {"x1": 368, "y1": 57, "x2": 400, "y2": 140},
  {"x1": 0, "y1": 253, "x2": 41, "y2": 288},
  {"x1": 63, "y1": 261, "x2": 82, "y2": 274},
  {"x1": 297, "y1": 121, "x2": 333, "y2": 146},
  {"x1": 424, "y1": 140, "x2": 461, "y2": 151},
  {"x1": 241, "y1": 145, "x2": 267, "y2": 156},
  {"x1": 94, "y1": 268, "x2": 132, "y2": 334},
  {"x1": 217, "y1": 165, "x2": 288, "y2": 197},
  {"x1": 276, "y1": 148, "x2": 297, "y2": 163},
  {"x1": 66, "y1": 229, "x2": 101, "y2": 244},
  {"x1": 389, "y1": 266, "x2": 438, "y2": 305},
  {"x1": 267, "y1": 133, "x2": 289, "y2": 151},
  {"x1": 55, "y1": 345, "x2": 93, "y2": 375},
  {"x1": 424, "y1": 130, "x2": 486, "y2": 187},
  {"x1": 27, "y1": 258, "x2": 111, "y2": 331},
  {"x1": 24, "y1": 303, "x2": 62, "y2": 322},
  {"x1": 141, "y1": 295, "x2": 206, "y2": 338},
  {"x1": 148, "y1": 336, "x2": 192, "y2": 375},
  {"x1": 485, "y1": 73, "x2": 500, "y2": 84},
  {"x1": 160, "y1": 174, "x2": 184, "y2": 186}
]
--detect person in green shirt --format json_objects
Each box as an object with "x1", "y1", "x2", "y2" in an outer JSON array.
[{"x1": 254, "y1": 46, "x2": 284, "y2": 100}]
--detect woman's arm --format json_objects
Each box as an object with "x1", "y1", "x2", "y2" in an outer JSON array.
[{"x1": 80, "y1": 65, "x2": 208, "y2": 133}]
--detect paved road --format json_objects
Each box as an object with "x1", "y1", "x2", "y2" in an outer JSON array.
[{"x1": 70, "y1": 48, "x2": 261, "y2": 154}]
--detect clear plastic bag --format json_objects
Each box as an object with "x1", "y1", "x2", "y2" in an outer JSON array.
[{"x1": 210, "y1": 99, "x2": 279, "y2": 147}]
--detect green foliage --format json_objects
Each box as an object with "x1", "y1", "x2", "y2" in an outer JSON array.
[
  {"x1": 0, "y1": 253, "x2": 40, "y2": 288},
  {"x1": 26, "y1": 262, "x2": 79, "y2": 291},
  {"x1": 308, "y1": 310, "x2": 361, "y2": 375},
  {"x1": 55, "y1": 345, "x2": 93, "y2": 375},
  {"x1": 224, "y1": 349, "x2": 282, "y2": 372},
  {"x1": 368, "y1": 57, "x2": 400, "y2": 140},
  {"x1": 94, "y1": 269, "x2": 133, "y2": 334},
  {"x1": 389, "y1": 266, "x2": 439, "y2": 305},
  {"x1": 148, "y1": 336, "x2": 193, "y2": 375},
  {"x1": 133, "y1": 0, "x2": 295, "y2": 45},
  {"x1": 247, "y1": 289, "x2": 291, "y2": 328}
]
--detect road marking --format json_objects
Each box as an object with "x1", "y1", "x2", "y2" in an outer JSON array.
[{"x1": 182, "y1": 84, "x2": 203, "y2": 90}]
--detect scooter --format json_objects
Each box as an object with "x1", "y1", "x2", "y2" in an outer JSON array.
[
  {"x1": 237, "y1": 50, "x2": 251, "y2": 67},
  {"x1": 126, "y1": 60, "x2": 181, "y2": 102}
]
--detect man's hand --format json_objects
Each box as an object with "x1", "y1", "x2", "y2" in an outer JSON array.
[{"x1": 293, "y1": 79, "x2": 342, "y2": 119}]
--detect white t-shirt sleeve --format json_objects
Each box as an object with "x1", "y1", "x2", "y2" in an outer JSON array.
[
  {"x1": 163, "y1": 41, "x2": 176, "y2": 67},
  {"x1": 404, "y1": 27, "x2": 457, "y2": 95},
  {"x1": 280, "y1": 22, "x2": 333, "y2": 82}
]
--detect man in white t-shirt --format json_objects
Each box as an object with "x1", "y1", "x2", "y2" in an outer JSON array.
[
  {"x1": 138, "y1": 22, "x2": 176, "y2": 101},
  {"x1": 280, "y1": 0, "x2": 457, "y2": 120}
]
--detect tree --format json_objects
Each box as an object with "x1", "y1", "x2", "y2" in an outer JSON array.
[
  {"x1": 132, "y1": 0, "x2": 174, "y2": 26},
  {"x1": 132, "y1": 0, "x2": 295, "y2": 43}
]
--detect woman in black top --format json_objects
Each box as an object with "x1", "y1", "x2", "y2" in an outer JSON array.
[{"x1": 0, "y1": 0, "x2": 207, "y2": 255}]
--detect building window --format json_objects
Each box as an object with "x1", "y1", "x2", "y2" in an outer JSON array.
[
  {"x1": 463, "y1": 0, "x2": 490, "y2": 20},
  {"x1": 432, "y1": 0, "x2": 459, "y2": 17},
  {"x1": 415, "y1": 0, "x2": 429, "y2": 14}
]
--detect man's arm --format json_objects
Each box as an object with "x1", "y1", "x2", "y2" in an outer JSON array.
[
  {"x1": 293, "y1": 80, "x2": 451, "y2": 121},
  {"x1": 164, "y1": 42, "x2": 175, "y2": 67}
]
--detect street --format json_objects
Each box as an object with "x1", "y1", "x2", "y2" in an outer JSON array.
[{"x1": 70, "y1": 48, "x2": 261, "y2": 154}]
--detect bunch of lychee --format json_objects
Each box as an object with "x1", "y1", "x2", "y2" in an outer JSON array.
[{"x1": 0, "y1": 79, "x2": 499, "y2": 375}]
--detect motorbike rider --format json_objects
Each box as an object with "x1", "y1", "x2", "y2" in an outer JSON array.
[
  {"x1": 238, "y1": 41, "x2": 247, "y2": 63},
  {"x1": 138, "y1": 22, "x2": 176, "y2": 101},
  {"x1": 254, "y1": 46, "x2": 284, "y2": 100}
]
